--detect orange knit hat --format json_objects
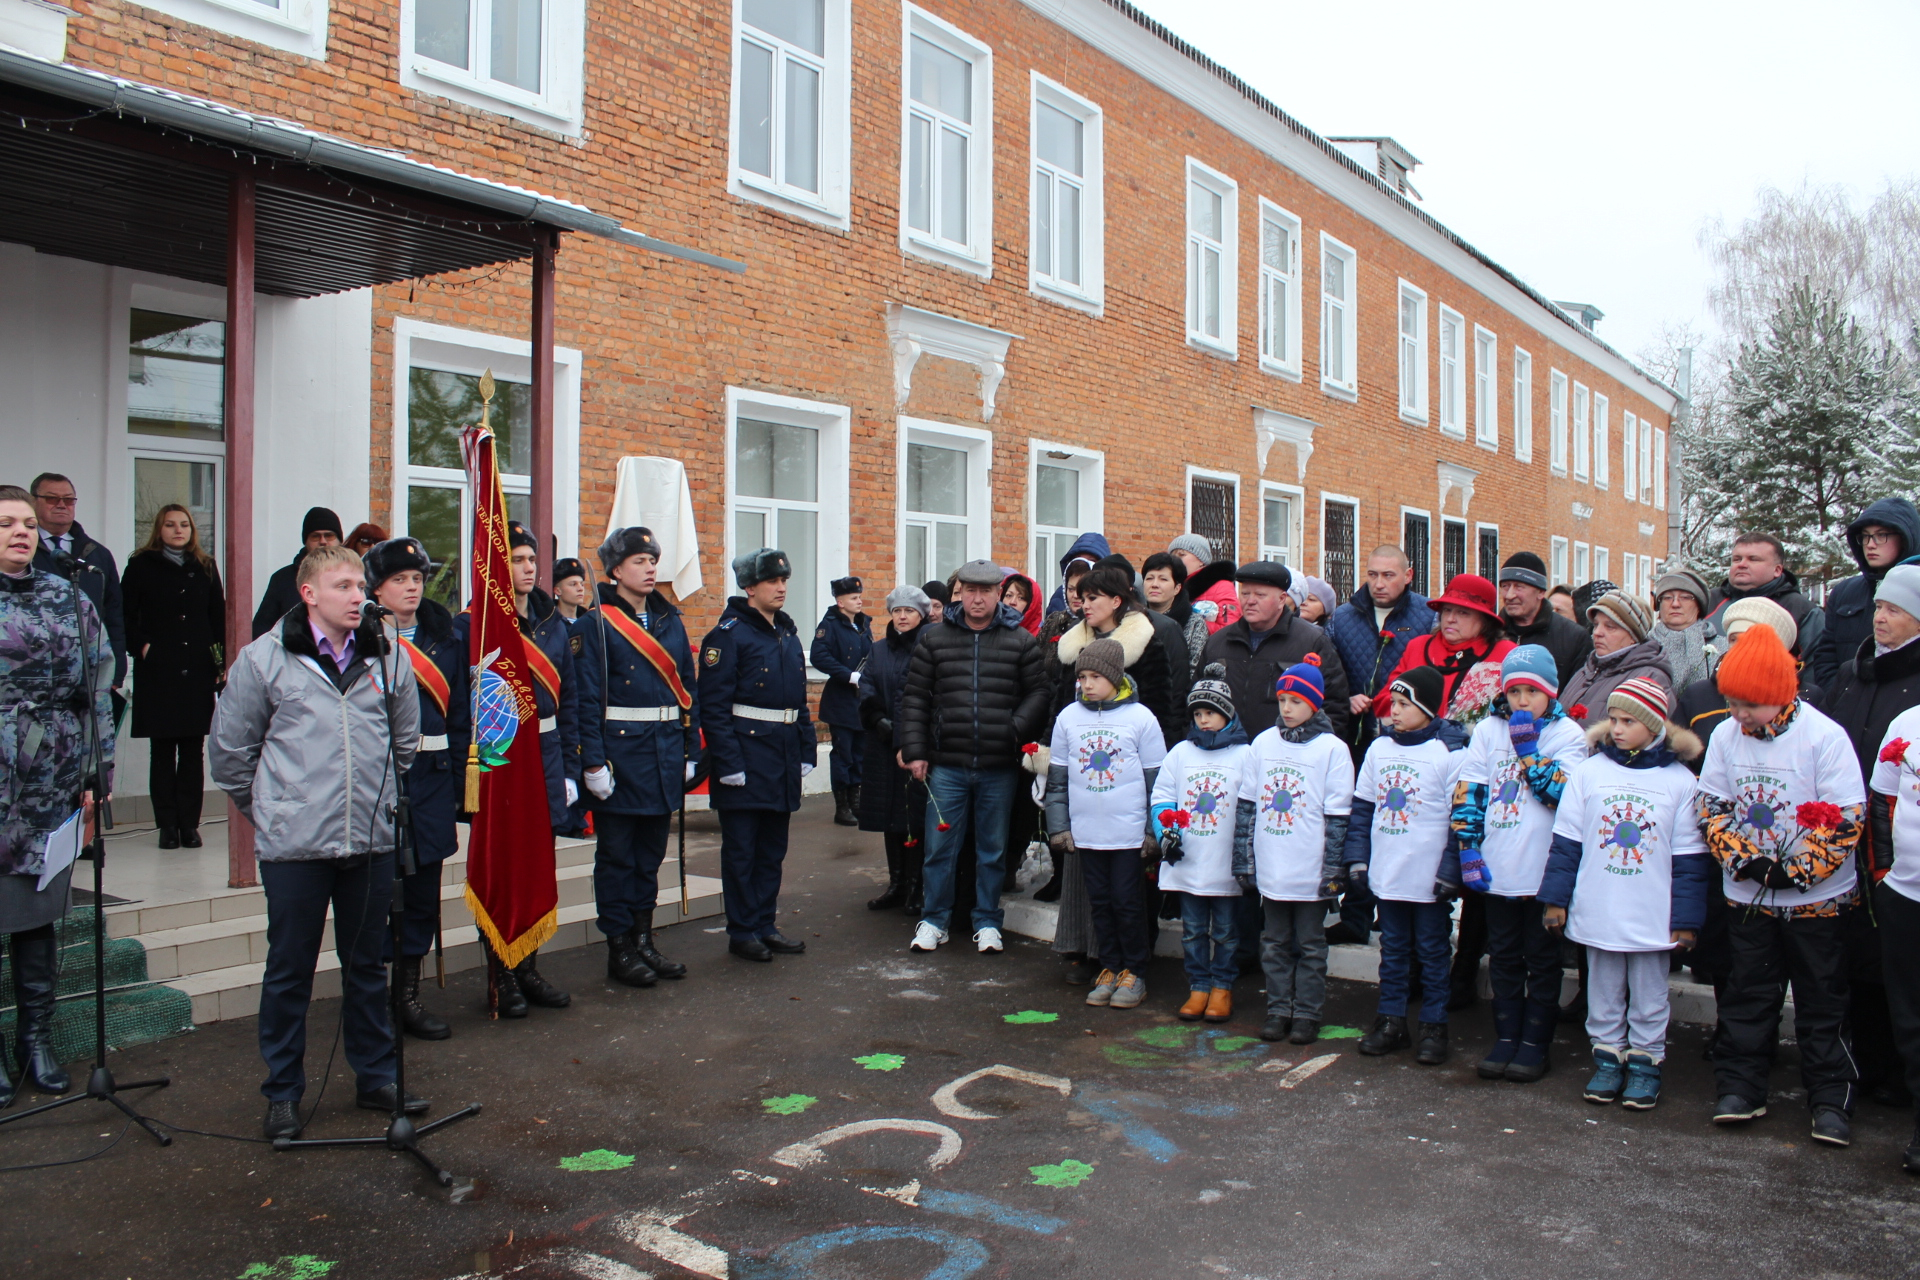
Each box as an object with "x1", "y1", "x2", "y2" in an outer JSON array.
[{"x1": 1716, "y1": 622, "x2": 1799, "y2": 705}]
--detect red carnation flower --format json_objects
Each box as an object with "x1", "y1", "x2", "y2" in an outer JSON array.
[
  {"x1": 1882, "y1": 738, "x2": 1911, "y2": 766},
  {"x1": 937, "y1": 822, "x2": 953, "y2": 832},
  {"x1": 1158, "y1": 810, "x2": 1179, "y2": 828},
  {"x1": 1022, "y1": 742, "x2": 1041, "y2": 754},
  {"x1": 1379, "y1": 629, "x2": 1394, "y2": 642},
  {"x1": 903, "y1": 838, "x2": 919, "y2": 848},
  {"x1": 1796, "y1": 801, "x2": 1844, "y2": 831},
  {"x1": 1569, "y1": 704, "x2": 1589, "y2": 720},
  {"x1": 1176, "y1": 811, "x2": 1191, "y2": 828}
]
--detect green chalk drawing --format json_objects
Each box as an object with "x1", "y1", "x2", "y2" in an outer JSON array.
[
  {"x1": 1101, "y1": 1046, "x2": 1165, "y2": 1068},
  {"x1": 1102, "y1": 1025, "x2": 1268, "y2": 1073},
  {"x1": 1004, "y1": 1010, "x2": 1059, "y2": 1024},
  {"x1": 1030, "y1": 1159, "x2": 1095, "y2": 1188},
  {"x1": 1133, "y1": 1025, "x2": 1193, "y2": 1048},
  {"x1": 1320, "y1": 1025, "x2": 1364, "y2": 1039},
  {"x1": 239, "y1": 1258, "x2": 337, "y2": 1280},
  {"x1": 559, "y1": 1149, "x2": 635, "y2": 1171},
  {"x1": 854, "y1": 1053, "x2": 906, "y2": 1071},
  {"x1": 1213, "y1": 1036, "x2": 1257, "y2": 1052},
  {"x1": 763, "y1": 1093, "x2": 819, "y2": 1115}
]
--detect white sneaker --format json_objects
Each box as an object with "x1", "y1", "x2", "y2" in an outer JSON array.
[
  {"x1": 974, "y1": 927, "x2": 1004, "y2": 954},
  {"x1": 910, "y1": 922, "x2": 948, "y2": 953}
]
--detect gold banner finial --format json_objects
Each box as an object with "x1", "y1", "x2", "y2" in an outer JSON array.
[{"x1": 478, "y1": 368, "x2": 496, "y2": 432}]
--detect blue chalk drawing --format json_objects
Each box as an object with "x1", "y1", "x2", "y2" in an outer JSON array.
[
  {"x1": 1077, "y1": 1090, "x2": 1181, "y2": 1163},
  {"x1": 738, "y1": 1225, "x2": 988, "y2": 1280},
  {"x1": 919, "y1": 1189, "x2": 1067, "y2": 1235}
]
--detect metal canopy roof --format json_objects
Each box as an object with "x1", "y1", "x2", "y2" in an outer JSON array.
[{"x1": 0, "y1": 49, "x2": 742, "y2": 297}]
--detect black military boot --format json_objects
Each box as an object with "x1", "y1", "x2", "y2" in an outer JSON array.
[
  {"x1": 398, "y1": 955, "x2": 451, "y2": 1040},
  {"x1": 514, "y1": 949, "x2": 573, "y2": 1007},
  {"x1": 847, "y1": 784, "x2": 862, "y2": 819},
  {"x1": 487, "y1": 953, "x2": 529, "y2": 1018},
  {"x1": 11, "y1": 926, "x2": 70, "y2": 1093},
  {"x1": 900, "y1": 834, "x2": 926, "y2": 915},
  {"x1": 868, "y1": 833, "x2": 907, "y2": 911},
  {"x1": 832, "y1": 786, "x2": 857, "y2": 827},
  {"x1": 632, "y1": 913, "x2": 686, "y2": 979},
  {"x1": 606, "y1": 930, "x2": 658, "y2": 988}
]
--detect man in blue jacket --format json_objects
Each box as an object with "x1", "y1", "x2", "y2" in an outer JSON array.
[
  {"x1": 811, "y1": 576, "x2": 872, "y2": 827},
  {"x1": 577, "y1": 526, "x2": 702, "y2": 987},
  {"x1": 698, "y1": 548, "x2": 816, "y2": 963}
]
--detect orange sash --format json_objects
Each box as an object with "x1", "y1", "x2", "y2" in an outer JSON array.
[
  {"x1": 522, "y1": 637, "x2": 562, "y2": 706},
  {"x1": 398, "y1": 636, "x2": 450, "y2": 717},
  {"x1": 599, "y1": 604, "x2": 693, "y2": 710}
]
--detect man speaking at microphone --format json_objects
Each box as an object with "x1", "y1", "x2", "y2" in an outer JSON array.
[{"x1": 211, "y1": 543, "x2": 427, "y2": 1141}]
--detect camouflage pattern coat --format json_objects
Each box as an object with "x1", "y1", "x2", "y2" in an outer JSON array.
[{"x1": 0, "y1": 569, "x2": 115, "y2": 876}]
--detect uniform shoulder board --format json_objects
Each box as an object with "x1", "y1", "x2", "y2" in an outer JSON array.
[{"x1": 718, "y1": 618, "x2": 737, "y2": 631}]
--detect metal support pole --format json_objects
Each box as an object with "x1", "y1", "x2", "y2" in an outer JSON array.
[
  {"x1": 225, "y1": 173, "x2": 258, "y2": 889},
  {"x1": 531, "y1": 229, "x2": 557, "y2": 564}
]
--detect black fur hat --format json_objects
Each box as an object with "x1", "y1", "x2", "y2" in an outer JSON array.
[
  {"x1": 506, "y1": 520, "x2": 539, "y2": 554},
  {"x1": 599, "y1": 526, "x2": 663, "y2": 574},
  {"x1": 363, "y1": 537, "x2": 431, "y2": 589}
]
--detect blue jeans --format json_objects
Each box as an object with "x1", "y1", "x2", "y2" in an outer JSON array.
[
  {"x1": 1181, "y1": 893, "x2": 1239, "y2": 990},
  {"x1": 920, "y1": 766, "x2": 1018, "y2": 932},
  {"x1": 1376, "y1": 899, "x2": 1454, "y2": 1023}
]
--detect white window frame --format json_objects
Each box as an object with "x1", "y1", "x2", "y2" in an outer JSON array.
[
  {"x1": 1436, "y1": 306, "x2": 1466, "y2": 438},
  {"x1": 1028, "y1": 440, "x2": 1105, "y2": 600},
  {"x1": 729, "y1": 0, "x2": 853, "y2": 229},
  {"x1": 1574, "y1": 540, "x2": 1590, "y2": 585},
  {"x1": 900, "y1": 7, "x2": 995, "y2": 275},
  {"x1": 1641, "y1": 418, "x2": 1657, "y2": 504},
  {"x1": 135, "y1": 0, "x2": 329, "y2": 59},
  {"x1": 1654, "y1": 429, "x2": 1668, "y2": 509},
  {"x1": 1511, "y1": 346, "x2": 1533, "y2": 463},
  {"x1": 725, "y1": 388, "x2": 852, "y2": 645},
  {"x1": 1622, "y1": 410, "x2": 1639, "y2": 502},
  {"x1": 1320, "y1": 492, "x2": 1361, "y2": 594},
  {"x1": 1621, "y1": 552, "x2": 1638, "y2": 598},
  {"x1": 391, "y1": 319, "x2": 582, "y2": 603},
  {"x1": 1401, "y1": 505, "x2": 1434, "y2": 597},
  {"x1": 1641, "y1": 554, "x2": 1655, "y2": 590},
  {"x1": 401, "y1": 0, "x2": 586, "y2": 134},
  {"x1": 1550, "y1": 536, "x2": 1569, "y2": 587},
  {"x1": 1258, "y1": 481, "x2": 1305, "y2": 565},
  {"x1": 1028, "y1": 74, "x2": 1104, "y2": 313},
  {"x1": 1549, "y1": 369, "x2": 1568, "y2": 475},
  {"x1": 1473, "y1": 325, "x2": 1498, "y2": 450},
  {"x1": 1593, "y1": 392, "x2": 1610, "y2": 489},
  {"x1": 1396, "y1": 279, "x2": 1428, "y2": 423},
  {"x1": 898, "y1": 416, "x2": 993, "y2": 583},
  {"x1": 1572, "y1": 382, "x2": 1591, "y2": 481},
  {"x1": 1319, "y1": 232, "x2": 1358, "y2": 400},
  {"x1": 1183, "y1": 159, "x2": 1238, "y2": 357},
  {"x1": 1594, "y1": 545, "x2": 1610, "y2": 584},
  {"x1": 1257, "y1": 199, "x2": 1303, "y2": 379},
  {"x1": 1184, "y1": 465, "x2": 1242, "y2": 562}
]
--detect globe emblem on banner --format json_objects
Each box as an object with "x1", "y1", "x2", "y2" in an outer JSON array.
[{"x1": 472, "y1": 648, "x2": 521, "y2": 770}]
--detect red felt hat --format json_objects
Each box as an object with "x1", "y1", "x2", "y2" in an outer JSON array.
[{"x1": 1429, "y1": 573, "x2": 1501, "y2": 624}]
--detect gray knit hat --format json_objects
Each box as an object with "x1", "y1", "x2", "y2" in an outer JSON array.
[
  {"x1": 1168, "y1": 533, "x2": 1214, "y2": 564},
  {"x1": 885, "y1": 584, "x2": 932, "y2": 618},
  {"x1": 1187, "y1": 662, "x2": 1236, "y2": 720},
  {"x1": 1588, "y1": 590, "x2": 1653, "y2": 643},
  {"x1": 1074, "y1": 636, "x2": 1127, "y2": 690},
  {"x1": 1877, "y1": 564, "x2": 1920, "y2": 624}
]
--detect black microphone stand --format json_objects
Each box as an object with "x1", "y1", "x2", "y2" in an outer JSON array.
[
  {"x1": 0, "y1": 554, "x2": 171, "y2": 1143},
  {"x1": 271, "y1": 604, "x2": 480, "y2": 1197}
]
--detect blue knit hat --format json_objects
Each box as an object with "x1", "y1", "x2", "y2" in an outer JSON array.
[
  {"x1": 1275, "y1": 653, "x2": 1326, "y2": 710},
  {"x1": 1500, "y1": 644, "x2": 1559, "y2": 698}
]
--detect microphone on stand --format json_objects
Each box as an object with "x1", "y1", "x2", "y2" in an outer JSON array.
[{"x1": 360, "y1": 602, "x2": 395, "y2": 619}]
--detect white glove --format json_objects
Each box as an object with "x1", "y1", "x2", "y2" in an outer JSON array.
[
  {"x1": 849, "y1": 671, "x2": 862, "y2": 686},
  {"x1": 800, "y1": 763, "x2": 815, "y2": 778},
  {"x1": 685, "y1": 761, "x2": 698, "y2": 782},
  {"x1": 584, "y1": 766, "x2": 614, "y2": 800},
  {"x1": 719, "y1": 772, "x2": 747, "y2": 787},
  {"x1": 564, "y1": 778, "x2": 579, "y2": 806}
]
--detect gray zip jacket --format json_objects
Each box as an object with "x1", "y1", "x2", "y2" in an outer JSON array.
[{"x1": 210, "y1": 607, "x2": 418, "y2": 861}]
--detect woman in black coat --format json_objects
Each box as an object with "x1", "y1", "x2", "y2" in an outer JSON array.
[
  {"x1": 121, "y1": 504, "x2": 225, "y2": 848},
  {"x1": 858, "y1": 586, "x2": 931, "y2": 912}
]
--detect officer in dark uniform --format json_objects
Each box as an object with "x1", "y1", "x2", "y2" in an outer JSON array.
[
  {"x1": 699, "y1": 547, "x2": 816, "y2": 962},
  {"x1": 366, "y1": 538, "x2": 469, "y2": 1041},
  {"x1": 576, "y1": 526, "x2": 702, "y2": 987},
  {"x1": 810, "y1": 575, "x2": 872, "y2": 827},
  {"x1": 553, "y1": 556, "x2": 593, "y2": 626}
]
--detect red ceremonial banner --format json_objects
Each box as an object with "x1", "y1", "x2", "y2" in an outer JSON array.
[{"x1": 459, "y1": 422, "x2": 558, "y2": 967}]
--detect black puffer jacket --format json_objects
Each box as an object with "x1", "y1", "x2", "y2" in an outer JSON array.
[
  {"x1": 1824, "y1": 635, "x2": 1920, "y2": 788},
  {"x1": 1502, "y1": 603, "x2": 1593, "y2": 691},
  {"x1": 1706, "y1": 565, "x2": 1824, "y2": 676},
  {"x1": 899, "y1": 608, "x2": 1051, "y2": 770},
  {"x1": 1808, "y1": 497, "x2": 1920, "y2": 692}
]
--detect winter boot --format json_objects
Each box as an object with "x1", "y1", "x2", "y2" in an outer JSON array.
[
  {"x1": 487, "y1": 952, "x2": 529, "y2": 1018},
  {"x1": 1178, "y1": 991, "x2": 1210, "y2": 1022},
  {"x1": 901, "y1": 835, "x2": 926, "y2": 915},
  {"x1": 632, "y1": 912, "x2": 686, "y2": 979},
  {"x1": 606, "y1": 930, "x2": 659, "y2": 988},
  {"x1": 1416, "y1": 1022, "x2": 1450, "y2": 1065},
  {"x1": 1505, "y1": 999, "x2": 1558, "y2": 1083},
  {"x1": 1619, "y1": 1051, "x2": 1662, "y2": 1110},
  {"x1": 1584, "y1": 1046, "x2": 1626, "y2": 1103},
  {"x1": 397, "y1": 955, "x2": 452, "y2": 1040},
  {"x1": 868, "y1": 833, "x2": 908, "y2": 911},
  {"x1": 1204, "y1": 989, "x2": 1233, "y2": 1023},
  {"x1": 1358, "y1": 1014, "x2": 1410, "y2": 1056},
  {"x1": 514, "y1": 950, "x2": 573, "y2": 1007},
  {"x1": 848, "y1": 784, "x2": 862, "y2": 819},
  {"x1": 832, "y1": 786, "x2": 858, "y2": 827},
  {"x1": 1033, "y1": 846, "x2": 1065, "y2": 903},
  {"x1": 11, "y1": 926, "x2": 70, "y2": 1093},
  {"x1": 1477, "y1": 998, "x2": 1525, "y2": 1079}
]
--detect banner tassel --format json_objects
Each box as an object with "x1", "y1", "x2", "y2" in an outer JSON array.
[{"x1": 465, "y1": 742, "x2": 481, "y2": 812}]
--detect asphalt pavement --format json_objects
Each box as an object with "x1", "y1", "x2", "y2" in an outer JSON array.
[{"x1": 4, "y1": 799, "x2": 1919, "y2": 1280}]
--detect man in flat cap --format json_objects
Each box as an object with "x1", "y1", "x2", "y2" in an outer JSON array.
[{"x1": 811, "y1": 576, "x2": 873, "y2": 826}]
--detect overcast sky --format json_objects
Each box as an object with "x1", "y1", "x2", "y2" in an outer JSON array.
[{"x1": 1127, "y1": 0, "x2": 1920, "y2": 361}]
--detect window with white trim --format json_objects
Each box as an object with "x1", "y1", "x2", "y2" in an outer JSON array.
[
  {"x1": 900, "y1": 418, "x2": 992, "y2": 588},
  {"x1": 1549, "y1": 369, "x2": 1568, "y2": 474},
  {"x1": 1320, "y1": 234, "x2": 1357, "y2": 396},
  {"x1": 1574, "y1": 540, "x2": 1590, "y2": 585},
  {"x1": 1185, "y1": 160, "x2": 1237, "y2": 353},
  {"x1": 727, "y1": 388, "x2": 852, "y2": 636},
  {"x1": 731, "y1": 0, "x2": 851, "y2": 227},
  {"x1": 1442, "y1": 517, "x2": 1467, "y2": 585},
  {"x1": 128, "y1": 308, "x2": 227, "y2": 575},
  {"x1": 1572, "y1": 382, "x2": 1591, "y2": 481},
  {"x1": 1622, "y1": 410, "x2": 1639, "y2": 501},
  {"x1": 1402, "y1": 508, "x2": 1432, "y2": 597},
  {"x1": 1474, "y1": 326, "x2": 1498, "y2": 448},
  {"x1": 902, "y1": 8, "x2": 993, "y2": 273},
  {"x1": 136, "y1": 0, "x2": 330, "y2": 58},
  {"x1": 1621, "y1": 552, "x2": 1637, "y2": 597},
  {"x1": 1594, "y1": 546, "x2": 1609, "y2": 584},
  {"x1": 1322, "y1": 495, "x2": 1359, "y2": 595},
  {"x1": 1593, "y1": 392, "x2": 1609, "y2": 489},
  {"x1": 1260, "y1": 483, "x2": 1301, "y2": 565},
  {"x1": 1029, "y1": 76, "x2": 1102, "y2": 309},
  {"x1": 404, "y1": 0, "x2": 585, "y2": 132},
  {"x1": 1397, "y1": 280, "x2": 1427, "y2": 421},
  {"x1": 1476, "y1": 523, "x2": 1500, "y2": 580},
  {"x1": 1512, "y1": 347, "x2": 1533, "y2": 462},
  {"x1": 1187, "y1": 469, "x2": 1240, "y2": 562},
  {"x1": 1641, "y1": 419, "x2": 1656, "y2": 504},
  {"x1": 1641, "y1": 554, "x2": 1654, "y2": 589},
  {"x1": 1437, "y1": 307, "x2": 1465, "y2": 437},
  {"x1": 1550, "y1": 536, "x2": 1569, "y2": 587},
  {"x1": 1029, "y1": 443, "x2": 1104, "y2": 604},
  {"x1": 1654, "y1": 429, "x2": 1667, "y2": 509},
  {"x1": 1258, "y1": 200, "x2": 1302, "y2": 377}
]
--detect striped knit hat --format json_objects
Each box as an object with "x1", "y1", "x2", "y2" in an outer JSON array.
[
  {"x1": 1589, "y1": 590, "x2": 1654, "y2": 644},
  {"x1": 1275, "y1": 653, "x2": 1326, "y2": 710},
  {"x1": 1608, "y1": 677, "x2": 1671, "y2": 736}
]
